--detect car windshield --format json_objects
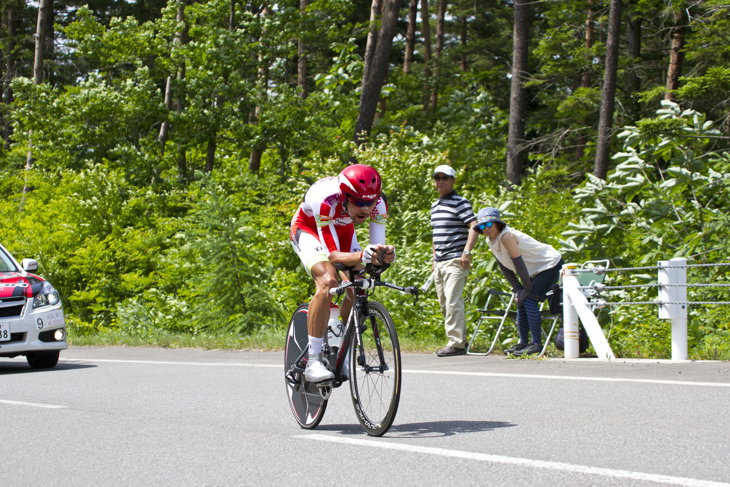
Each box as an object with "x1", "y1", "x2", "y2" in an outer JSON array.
[{"x1": 0, "y1": 248, "x2": 18, "y2": 272}]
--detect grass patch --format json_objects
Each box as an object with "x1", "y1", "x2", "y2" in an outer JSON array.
[
  {"x1": 69, "y1": 328, "x2": 446, "y2": 353},
  {"x1": 69, "y1": 328, "x2": 286, "y2": 351},
  {"x1": 69, "y1": 329, "x2": 730, "y2": 360}
]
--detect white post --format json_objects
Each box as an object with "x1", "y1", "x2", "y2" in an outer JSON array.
[
  {"x1": 658, "y1": 258, "x2": 688, "y2": 361},
  {"x1": 561, "y1": 264, "x2": 580, "y2": 359},
  {"x1": 564, "y1": 275, "x2": 616, "y2": 360}
]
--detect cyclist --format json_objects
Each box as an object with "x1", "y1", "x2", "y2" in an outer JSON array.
[{"x1": 290, "y1": 164, "x2": 396, "y2": 383}]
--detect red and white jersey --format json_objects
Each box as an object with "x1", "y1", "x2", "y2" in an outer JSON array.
[{"x1": 291, "y1": 176, "x2": 388, "y2": 253}]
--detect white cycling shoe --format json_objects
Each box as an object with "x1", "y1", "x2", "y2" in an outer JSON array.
[{"x1": 304, "y1": 358, "x2": 334, "y2": 383}]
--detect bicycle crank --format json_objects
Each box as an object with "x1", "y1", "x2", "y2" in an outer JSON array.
[{"x1": 316, "y1": 382, "x2": 333, "y2": 400}]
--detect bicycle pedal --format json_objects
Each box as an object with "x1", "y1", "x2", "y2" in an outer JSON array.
[
  {"x1": 314, "y1": 379, "x2": 334, "y2": 388},
  {"x1": 285, "y1": 370, "x2": 300, "y2": 386}
]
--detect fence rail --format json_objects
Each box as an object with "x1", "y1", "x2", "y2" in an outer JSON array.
[{"x1": 562, "y1": 258, "x2": 730, "y2": 361}]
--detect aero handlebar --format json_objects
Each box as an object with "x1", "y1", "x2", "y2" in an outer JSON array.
[{"x1": 329, "y1": 279, "x2": 419, "y2": 298}]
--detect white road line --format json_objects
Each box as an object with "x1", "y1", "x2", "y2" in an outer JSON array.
[
  {"x1": 403, "y1": 369, "x2": 730, "y2": 388},
  {"x1": 0, "y1": 399, "x2": 67, "y2": 409},
  {"x1": 297, "y1": 434, "x2": 730, "y2": 487},
  {"x1": 59, "y1": 357, "x2": 729, "y2": 388},
  {"x1": 60, "y1": 358, "x2": 280, "y2": 368}
]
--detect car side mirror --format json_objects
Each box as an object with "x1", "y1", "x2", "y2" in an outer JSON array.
[{"x1": 22, "y1": 258, "x2": 39, "y2": 272}]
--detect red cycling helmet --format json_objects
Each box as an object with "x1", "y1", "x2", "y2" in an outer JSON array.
[{"x1": 338, "y1": 164, "x2": 382, "y2": 202}]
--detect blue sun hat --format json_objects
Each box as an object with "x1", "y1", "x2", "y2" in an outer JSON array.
[
  {"x1": 473, "y1": 207, "x2": 504, "y2": 232},
  {"x1": 477, "y1": 207, "x2": 504, "y2": 224}
]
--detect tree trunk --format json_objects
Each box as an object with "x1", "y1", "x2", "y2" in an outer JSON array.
[
  {"x1": 176, "y1": 146, "x2": 187, "y2": 184},
  {"x1": 459, "y1": 15, "x2": 467, "y2": 72},
  {"x1": 158, "y1": 75, "x2": 173, "y2": 153},
  {"x1": 665, "y1": 6, "x2": 687, "y2": 101},
  {"x1": 625, "y1": 10, "x2": 642, "y2": 118},
  {"x1": 228, "y1": 0, "x2": 235, "y2": 29},
  {"x1": 506, "y1": 0, "x2": 531, "y2": 187},
  {"x1": 249, "y1": 144, "x2": 264, "y2": 173},
  {"x1": 403, "y1": 0, "x2": 418, "y2": 73},
  {"x1": 361, "y1": 0, "x2": 382, "y2": 86},
  {"x1": 158, "y1": 0, "x2": 187, "y2": 182},
  {"x1": 174, "y1": 3, "x2": 188, "y2": 183},
  {"x1": 297, "y1": 0, "x2": 308, "y2": 97},
  {"x1": 593, "y1": 0, "x2": 622, "y2": 180},
  {"x1": 420, "y1": 0, "x2": 432, "y2": 111},
  {"x1": 248, "y1": 104, "x2": 265, "y2": 172},
  {"x1": 2, "y1": 2, "x2": 18, "y2": 148},
  {"x1": 575, "y1": 3, "x2": 594, "y2": 161},
  {"x1": 429, "y1": 0, "x2": 446, "y2": 110},
  {"x1": 32, "y1": 0, "x2": 50, "y2": 85},
  {"x1": 249, "y1": 6, "x2": 269, "y2": 172},
  {"x1": 205, "y1": 137, "x2": 216, "y2": 173},
  {"x1": 23, "y1": 0, "x2": 52, "y2": 197},
  {"x1": 353, "y1": 0, "x2": 401, "y2": 145},
  {"x1": 42, "y1": 0, "x2": 54, "y2": 82},
  {"x1": 581, "y1": 4, "x2": 594, "y2": 90}
]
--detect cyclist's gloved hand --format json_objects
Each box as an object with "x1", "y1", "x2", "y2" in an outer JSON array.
[
  {"x1": 383, "y1": 246, "x2": 396, "y2": 264},
  {"x1": 361, "y1": 244, "x2": 378, "y2": 264}
]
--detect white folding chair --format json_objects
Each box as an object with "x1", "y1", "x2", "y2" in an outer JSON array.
[
  {"x1": 466, "y1": 289, "x2": 516, "y2": 356},
  {"x1": 466, "y1": 288, "x2": 560, "y2": 356},
  {"x1": 576, "y1": 259, "x2": 610, "y2": 308}
]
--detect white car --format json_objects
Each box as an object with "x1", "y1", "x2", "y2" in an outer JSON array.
[{"x1": 0, "y1": 243, "x2": 67, "y2": 368}]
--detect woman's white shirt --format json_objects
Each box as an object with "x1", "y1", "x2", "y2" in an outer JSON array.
[{"x1": 487, "y1": 226, "x2": 561, "y2": 278}]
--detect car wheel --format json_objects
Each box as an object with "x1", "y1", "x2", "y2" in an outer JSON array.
[{"x1": 26, "y1": 351, "x2": 60, "y2": 369}]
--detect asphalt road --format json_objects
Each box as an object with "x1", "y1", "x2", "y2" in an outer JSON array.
[{"x1": 2, "y1": 347, "x2": 729, "y2": 487}]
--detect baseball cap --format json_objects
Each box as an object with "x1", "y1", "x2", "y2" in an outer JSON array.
[{"x1": 433, "y1": 165, "x2": 456, "y2": 178}]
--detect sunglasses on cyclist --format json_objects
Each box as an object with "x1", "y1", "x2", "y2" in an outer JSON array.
[
  {"x1": 476, "y1": 221, "x2": 494, "y2": 231},
  {"x1": 433, "y1": 175, "x2": 452, "y2": 181},
  {"x1": 349, "y1": 197, "x2": 376, "y2": 208}
]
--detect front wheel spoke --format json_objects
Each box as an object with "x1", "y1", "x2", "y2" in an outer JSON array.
[
  {"x1": 363, "y1": 374, "x2": 383, "y2": 419},
  {"x1": 370, "y1": 377, "x2": 387, "y2": 419},
  {"x1": 360, "y1": 353, "x2": 392, "y2": 420}
]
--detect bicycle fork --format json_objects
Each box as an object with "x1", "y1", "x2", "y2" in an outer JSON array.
[{"x1": 352, "y1": 300, "x2": 389, "y2": 374}]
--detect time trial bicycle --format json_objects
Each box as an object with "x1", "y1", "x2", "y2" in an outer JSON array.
[{"x1": 284, "y1": 262, "x2": 417, "y2": 437}]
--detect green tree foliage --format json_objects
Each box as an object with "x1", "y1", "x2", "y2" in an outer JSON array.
[
  {"x1": 561, "y1": 101, "x2": 730, "y2": 358},
  {"x1": 0, "y1": 0, "x2": 728, "y2": 358}
]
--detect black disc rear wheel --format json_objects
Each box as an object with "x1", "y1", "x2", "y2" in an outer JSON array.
[
  {"x1": 285, "y1": 303, "x2": 328, "y2": 429},
  {"x1": 349, "y1": 301, "x2": 401, "y2": 436}
]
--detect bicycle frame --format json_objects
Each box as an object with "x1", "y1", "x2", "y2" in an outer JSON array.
[
  {"x1": 328, "y1": 264, "x2": 417, "y2": 380},
  {"x1": 284, "y1": 261, "x2": 417, "y2": 435},
  {"x1": 288, "y1": 264, "x2": 415, "y2": 390},
  {"x1": 286, "y1": 300, "x2": 359, "y2": 390}
]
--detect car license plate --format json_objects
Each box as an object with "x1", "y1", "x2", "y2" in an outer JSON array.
[{"x1": 0, "y1": 322, "x2": 10, "y2": 341}]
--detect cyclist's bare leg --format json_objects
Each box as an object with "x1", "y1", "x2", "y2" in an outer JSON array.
[
  {"x1": 339, "y1": 283, "x2": 354, "y2": 325},
  {"x1": 308, "y1": 261, "x2": 339, "y2": 338},
  {"x1": 304, "y1": 261, "x2": 339, "y2": 382}
]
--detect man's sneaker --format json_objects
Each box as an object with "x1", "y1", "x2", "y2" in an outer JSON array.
[
  {"x1": 304, "y1": 358, "x2": 334, "y2": 383},
  {"x1": 435, "y1": 345, "x2": 466, "y2": 357},
  {"x1": 513, "y1": 343, "x2": 542, "y2": 357},
  {"x1": 504, "y1": 342, "x2": 529, "y2": 355}
]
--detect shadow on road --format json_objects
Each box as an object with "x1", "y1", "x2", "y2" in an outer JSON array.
[
  {"x1": 318, "y1": 420, "x2": 516, "y2": 438},
  {"x1": 0, "y1": 361, "x2": 97, "y2": 375},
  {"x1": 386, "y1": 420, "x2": 516, "y2": 438}
]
